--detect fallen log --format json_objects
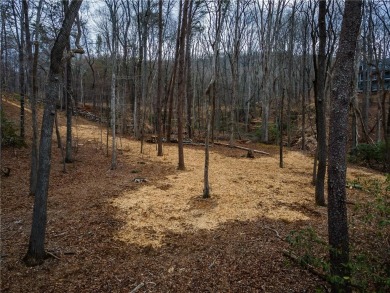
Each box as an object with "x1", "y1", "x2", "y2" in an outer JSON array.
[{"x1": 213, "y1": 142, "x2": 270, "y2": 155}]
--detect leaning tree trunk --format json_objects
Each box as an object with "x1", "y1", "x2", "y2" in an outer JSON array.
[
  {"x1": 23, "y1": 0, "x2": 83, "y2": 267},
  {"x1": 327, "y1": 1, "x2": 362, "y2": 291}
]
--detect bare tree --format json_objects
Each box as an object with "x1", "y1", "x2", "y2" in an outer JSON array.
[
  {"x1": 10, "y1": 1, "x2": 26, "y2": 139},
  {"x1": 23, "y1": 0, "x2": 83, "y2": 267},
  {"x1": 327, "y1": 0, "x2": 362, "y2": 291},
  {"x1": 156, "y1": 0, "x2": 164, "y2": 156},
  {"x1": 226, "y1": 0, "x2": 250, "y2": 146},
  {"x1": 314, "y1": 0, "x2": 326, "y2": 206},
  {"x1": 22, "y1": 0, "x2": 44, "y2": 195},
  {"x1": 105, "y1": 0, "x2": 119, "y2": 169},
  {"x1": 176, "y1": 0, "x2": 189, "y2": 170},
  {"x1": 203, "y1": 0, "x2": 228, "y2": 199},
  {"x1": 166, "y1": 0, "x2": 182, "y2": 143}
]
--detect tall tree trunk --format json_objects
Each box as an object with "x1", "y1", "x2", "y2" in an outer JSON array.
[
  {"x1": 203, "y1": 0, "x2": 227, "y2": 198},
  {"x1": 23, "y1": 0, "x2": 43, "y2": 196},
  {"x1": 1, "y1": 5, "x2": 8, "y2": 90},
  {"x1": 229, "y1": 0, "x2": 242, "y2": 146},
  {"x1": 279, "y1": 89, "x2": 284, "y2": 168},
  {"x1": 14, "y1": 1, "x2": 26, "y2": 139},
  {"x1": 287, "y1": 0, "x2": 296, "y2": 148},
  {"x1": 156, "y1": 0, "x2": 164, "y2": 156},
  {"x1": 107, "y1": 0, "x2": 118, "y2": 169},
  {"x1": 140, "y1": 0, "x2": 150, "y2": 153},
  {"x1": 361, "y1": 3, "x2": 372, "y2": 131},
  {"x1": 177, "y1": 0, "x2": 189, "y2": 170},
  {"x1": 315, "y1": 0, "x2": 327, "y2": 206},
  {"x1": 301, "y1": 15, "x2": 308, "y2": 151},
  {"x1": 203, "y1": 83, "x2": 213, "y2": 198},
  {"x1": 185, "y1": 0, "x2": 194, "y2": 140},
  {"x1": 351, "y1": 39, "x2": 362, "y2": 149},
  {"x1": 166, "y1": 0, "x2": 182, "y2": 142},
  {"x1": 23, "y1": 0, "x2": 83, "y2": 267},
  {"x1": 327, "y1": 1, "x2": 362, "y2": 291},
  {"x1": 64, "y1": 0, "x2": 73, "y2": 164}
]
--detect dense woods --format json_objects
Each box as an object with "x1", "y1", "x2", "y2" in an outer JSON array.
[
  {"x1": 2, "y1": 0, "x2": 389, "y2": 149},
  {"x1": 1, "y1": 0, "x2": 390, "y2": 291}
]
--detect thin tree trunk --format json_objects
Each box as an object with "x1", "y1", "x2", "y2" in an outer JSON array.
[
  {"x1": 23, "y1": 0, "x2": 43, "y2": 196},
  {"x1": 279, "y1": 89, "x2": 284, "y2": 168},
  {"x1": 65, "y1": 29, "x2": 73, "y2": 163},
  {"x1": 19, "y1": 3, "x2": 26, "y2": 140},
  {"x1": 166, "y1": 0, "x2": 182, "y2": 142},
  {"x1": 156, "y1": 0, "x2": 164, "y2": 156},
  {"x1": 185, "y1": 0, "x2": 194, "y2": 139},
  {"x1": 176, "y1": 0, "x2": 189, "y2": 170},
  {"x1": 203, "y1": 84, "x2": 212, "y2": 198},
  {"x1": 301, "y1": 16, "x2": 308, "y2": 151},
  {"x1": 55, "y1": 112, "x2": 62, "y2": 149},
  {"x1": 315, "y1": 0, "x2": 327, "y2": 206},
  {"x1": 107, "y1": 0, "x2": 118, "y2": 169}
]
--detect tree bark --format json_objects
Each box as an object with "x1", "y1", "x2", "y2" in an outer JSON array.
[
  {"x1": 156, "y1": 0, "x2": 164, "y2": 156},
  {"x1": 203, "y1": 82, "x2": 213, "y2": 199},
  {"x1": 12, "y1": 1, "x2": 26, "y2": 139},
  {"x1": 315, "y1": 0, "x2": 327, "y2": 206},
  {"x1": 185, "y1": 0, "x2": 194, "y2": 140},
  {"x1": 23, "y1": 0, "x2": 83, "y2": 267},
  {"x1": 106, "y1": 0, "x2": 118, "y2": 169},
  {"x1": 166, "y1": 0, "x2": 182, "y2": 143},
  {"x1": 327, "y1": 1, "x2": 362, "y2": 291},
  {"x1": 23, "y1": 0, "x2": 43, "y2": 196},
  {"x1": 177, "y1": 0, "x2": 189, "y2": 170},
  {"x1": 64, "y1": 0, "x2": 73, "y2": 164},
  {"x1": 279, "y1": 89, "x2": 284, "y2": 168}
]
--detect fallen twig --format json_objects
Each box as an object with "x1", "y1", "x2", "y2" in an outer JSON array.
[
  {"x1": 283, "y1": 250, "x2": 328, "y2": 282},
  {"x1": 214, "y1": 142, "x2": 270, "y2": 155},
  {"x1": 46, "y1": 251, "x2": 61, "y2": 260},
  {"x1": 130, "y1": 282, "x2": 145, "y2": 293},
  {"x1": 264, "y1": 226, "x2": 284, "y2": 241}
]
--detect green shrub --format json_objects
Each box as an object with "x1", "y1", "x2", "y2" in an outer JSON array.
[
  {"x1": 1, "y1": 110, "x2": 25, "y2": 147},
  {"x1": 349, "y1": 143, "x2": 386, "y2": 166},
  {"x1": 286, "y1": 177, "x2": 390, "y2": 291}
]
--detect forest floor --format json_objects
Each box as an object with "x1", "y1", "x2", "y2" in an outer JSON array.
[{"x1": 1, "y1": 98, "x2": 386, "y2": 292}]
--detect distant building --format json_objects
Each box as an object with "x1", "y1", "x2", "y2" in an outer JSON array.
[{"x1": 358, "y1": 58, "x2": 390, "y2": 92}]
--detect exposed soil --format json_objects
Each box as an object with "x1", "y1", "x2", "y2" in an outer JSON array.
[{"x1": 1, "y1": 98, "x2": 385, "y2": 292}]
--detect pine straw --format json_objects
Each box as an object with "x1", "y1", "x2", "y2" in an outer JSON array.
[
  {"x1": 3, "y1": 98, "x2": 384, "y2": 250},
  {"x1": 71, "y1": 119, "x2": 385, "y2": 248}
]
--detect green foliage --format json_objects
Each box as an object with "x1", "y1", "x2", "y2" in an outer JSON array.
[
  {"x1": 286, "y1": 177, "x2": 390, "y2": 291},
  {"x1": 256, "y1": 123, "x2": 278, "y2": 143},
  {"x1": 349, "y1": 142, "x2": 386, "y2": 167},
  {"x1": 1, "y1": 110, "x2": 25, "y2": 147},
  {"x1": 286, "y1": 227, "x2": 329, "y2": 270}
]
